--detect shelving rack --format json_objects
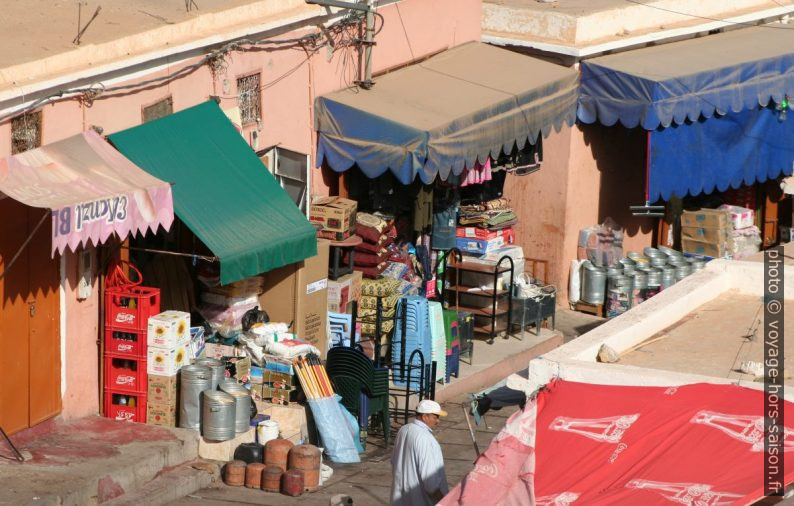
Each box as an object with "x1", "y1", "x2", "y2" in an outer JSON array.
[{"x1": 440, "y1": 248, "x2": 514, "y2": 344}]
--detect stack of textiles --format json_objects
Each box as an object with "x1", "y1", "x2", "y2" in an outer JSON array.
[
  {"x1": 349, "y1": 212, "x2": 397, "y2": 278},
  {"x1": 458, "y1": 198, "x2": 517, "y2": 229},
  {"x1": 358, "y1": 277, "x2": 401, "y2": 342}
]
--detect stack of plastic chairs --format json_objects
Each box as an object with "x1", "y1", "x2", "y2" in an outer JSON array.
[
  {"x1": 428, "y1": 301, "x2": 447, "y2": 383},
  {"x1": 442, "y1": 309, "x2": 461, "y2": 382},
  {"x1": 325, "y1": 346, "x2": 390, "y2": 445},
  {"x1": 392, "y1": 296, "x2": 432, "y2": 390}
]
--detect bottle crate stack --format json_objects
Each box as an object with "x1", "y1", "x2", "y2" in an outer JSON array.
[{"x1": 103, "y1": 286, "x2": 161, "y2": 422}]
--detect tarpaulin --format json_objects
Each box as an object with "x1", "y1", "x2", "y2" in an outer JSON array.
[
  {"x1": 648, "y1": 106, "x2": 794, "y2": 201},
  {"x1": 442, "y1": 380, "x2": 794, "y2": 505},
  {"x1": 578, "y1": 25, "x2": 794, "y2": 130},
  {"x1": 315, "y1": 42, "x2": 578, "y2": 184},
  {"x1": 110, "y1": 101, "x2": 317, "y2": 285},
  {"x1": 0, "y1": 130, "x2": 173, "y2": 255}
]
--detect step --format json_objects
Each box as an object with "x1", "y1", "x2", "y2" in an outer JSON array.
[{"x1": 105, "y1": 460, "x2": 221, "y2": 506}]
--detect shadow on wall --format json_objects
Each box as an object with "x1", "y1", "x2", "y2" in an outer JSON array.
[{"x1": 580, "y1": 123, "x2": 656, "y2": 239}]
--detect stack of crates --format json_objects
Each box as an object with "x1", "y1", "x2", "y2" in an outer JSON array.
[{"x1": 103, "y1": 285, "x2": 160, "y2": 422}]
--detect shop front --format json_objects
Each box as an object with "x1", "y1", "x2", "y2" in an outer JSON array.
[
  {"x1": 570, "y1": 25, "x2": 794, "y2": 316},
  {"x1": 0, "y1": 130, "x2": 174, "y2": 434}
]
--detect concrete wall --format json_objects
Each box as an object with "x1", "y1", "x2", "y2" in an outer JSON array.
[{"x1": 0, "y1": 0, "x2": 481, "y2": 419}]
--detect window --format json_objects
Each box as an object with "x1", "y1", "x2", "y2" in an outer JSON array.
[
  {"x1": 237, "y1": 73, "x2": 261, "y2": 125},
  {"x1": 142, "y1": 96, "x2": 173, "y2": 123},
  {"x1": 11, "y1": 111, "x2": 42, "y2": 154},
  {"x1": 259, "y1": 147, "x2": 310, "y2": 214}
]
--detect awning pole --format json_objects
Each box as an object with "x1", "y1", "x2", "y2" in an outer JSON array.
[
  {"x1": 119, "y1": 245, "x2": 218, "y2": 263},
  {"x1": 0, "y1": 211, "x2": 49, "y2": 282}
]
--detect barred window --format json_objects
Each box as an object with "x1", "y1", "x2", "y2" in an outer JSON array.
[
  {"x1": 237, "y1": 73, "x2": 261, "y2": 125},
  {"x1": 11, "y1": 111, "x2": 42, "y2": 154},
  {"x1": 142, "y1": 96, "x2": 173, "y2": 123}
]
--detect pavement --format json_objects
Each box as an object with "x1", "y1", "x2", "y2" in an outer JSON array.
[{"x1": 169, "y1": 392, "x2": 511, "y2": 506}]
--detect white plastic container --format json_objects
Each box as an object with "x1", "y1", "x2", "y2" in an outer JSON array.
[{"x1": 257, "y1": 420, "x2": 280, "y2": 445}]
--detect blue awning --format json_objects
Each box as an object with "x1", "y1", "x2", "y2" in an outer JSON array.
[
  {"x1": 315, "y1": 42, "x2": 578, "y2": 184},
  {"x1": 578, "y1": 26, "x2": 794, "y2": 130},
  {"x1": 648, "y1": 106, "x2": 794, "y2": 201}
]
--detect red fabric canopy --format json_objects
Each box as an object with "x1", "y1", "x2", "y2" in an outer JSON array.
[{"x1": 442, "y1": 380, "x2": 794, "y2": 505}]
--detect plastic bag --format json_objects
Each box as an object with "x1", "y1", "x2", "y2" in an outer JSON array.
[
  {"x1": 338, "y1": 402, "x2": 365, "y2": 454},
  {"x1": 568, "y1": 259, "x2": 585, "y2": 304},
  {"x1": 242, "y1": 306, "x2": 270, "y2": 331},
  {"x1": 307, "y1": 395, "x2": 361, "y2": 463}
]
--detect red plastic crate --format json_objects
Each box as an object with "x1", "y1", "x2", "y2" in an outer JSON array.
[
  {"x1": 104, "y1": 327, "x2": 146, "y2": 357},
  {"x1": 104, "y1": 355, "x2": 147, "y2": 393},
  {"x1": 103, "y1": 390, "x2": 147, "y2": 423},
  {"x1": 105, "y1": 286, "x2": 161, "y2": 331}
]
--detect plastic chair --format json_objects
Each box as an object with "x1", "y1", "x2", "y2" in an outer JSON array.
[{"x1": 326, "y1": 347, "x2": 391, "y2": 446}]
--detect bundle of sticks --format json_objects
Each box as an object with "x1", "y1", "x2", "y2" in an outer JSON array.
[{"x1": 293, "y1": 353, "x2": 334, "y2": 399}]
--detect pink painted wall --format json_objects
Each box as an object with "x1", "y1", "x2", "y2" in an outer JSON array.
[
  {"x1": 60, "y1": 248, "x2": 100, "y2": 419},
  {"x1": 0, "y1": 0, "x2": 481, "y2": 419}
]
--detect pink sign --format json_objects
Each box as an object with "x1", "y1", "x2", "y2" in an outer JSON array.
[{"x1": 0, "y1": 130, "x2": 173, "y2": 254}]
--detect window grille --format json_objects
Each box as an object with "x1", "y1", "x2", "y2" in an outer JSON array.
[
  {"x1": 142, "y1": 97, "x2": 173, "y2": 123},
  {"x1": 11, "y1": 111, "x2": 42, "y2": 154},
  {"x1": 237, "y1": 74, "x2": 261, "y2": 125}
]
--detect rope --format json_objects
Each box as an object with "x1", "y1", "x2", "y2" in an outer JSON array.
[{"x1": 105, "y1": 258, "x2": 143, "y2": 290}]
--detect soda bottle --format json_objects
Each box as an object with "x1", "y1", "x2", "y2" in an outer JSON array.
[
  {"x1": 117, "y1": 394, "x2": 127, "y2": 406},
  {"x1": 128, "y1": 396, "x2": 136, "y2": 408}
]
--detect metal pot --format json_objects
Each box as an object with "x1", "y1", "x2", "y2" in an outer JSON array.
[
  {"x1": 202, "y1": 390, "x2": 235, "y2": 441},
  {"x1": 180, "y1": 365, "x2": 213, "y2": 430},
  {"x1": 194, "y1": 358, "x2": 225, "y2": 391},
  {"x1": 581, "y1": 261, "x2": 608, "y2": 305}
]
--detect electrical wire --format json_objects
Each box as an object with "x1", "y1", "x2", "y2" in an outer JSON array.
[{"x1": 624, "y1": 0, "x2": 794, "y2": 29}]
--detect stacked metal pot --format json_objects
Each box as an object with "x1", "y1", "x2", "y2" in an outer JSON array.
[{"x1": 581, "y1": 246, "x2": 708, "y2": 318}]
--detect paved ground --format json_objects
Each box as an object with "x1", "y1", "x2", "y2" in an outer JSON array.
[{"x1": 170, "y1": 392, "x2": 511, "y2": 506}]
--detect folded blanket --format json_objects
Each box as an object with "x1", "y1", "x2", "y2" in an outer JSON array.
[{"x1": 346, "y1": 250, "x2": 388, "y2": 267}]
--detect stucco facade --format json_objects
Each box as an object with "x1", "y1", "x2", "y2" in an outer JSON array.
[{"x1": 0, "y1": 0, "x2": 482, "y2": 421}]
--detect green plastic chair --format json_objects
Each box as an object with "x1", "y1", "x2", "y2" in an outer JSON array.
[{"x1": 326, "y1": 347, "x2": 391, "y2": 446}]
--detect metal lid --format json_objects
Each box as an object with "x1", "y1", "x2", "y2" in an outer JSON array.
[
  {"x1": 619, "y1": 257, "x2": 636, "y2": 267},
  {"x1": 195, "y1": 358, "x2": 224, "y2": 368},
  {"x1": 643, "y1": 247, "x2": 665, "y2": 258},
  {"x1": 181, "y1": 365, "x2": 213, "y2": 380},
  {"x1": 204, "y1": 390, "x2": 235, "y2": 405},
  {"x1": 223, "y1": 384, "x2": 251, "y2": 398}
]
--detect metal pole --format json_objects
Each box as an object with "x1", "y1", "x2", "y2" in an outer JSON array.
[{"x1": 364, "y1": 0, "x2": 375, "y2": 87}]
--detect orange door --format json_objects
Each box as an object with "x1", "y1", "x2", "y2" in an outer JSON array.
[{"x1": 0, "y1": 199, "x2": 61, "y2": 434}]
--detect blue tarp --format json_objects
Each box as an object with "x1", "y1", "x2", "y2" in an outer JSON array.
[
  {"x1": 315, "y1": 42, "x2": 578, "y2": 184},
  {"x1": 578, "y1": 26, "x2": 794, "y2": 130},
  {"x1": 648, "y1": 106, "x2": 794, "y2": 201}
]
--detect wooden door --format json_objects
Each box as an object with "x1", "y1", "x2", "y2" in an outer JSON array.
[{"x1": 0, "y1": 199, "x2": 60, "y2": 434}]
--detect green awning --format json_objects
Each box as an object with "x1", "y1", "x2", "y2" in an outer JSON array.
[{"x1": 109, "y1": 101, "x2": 317, "y2": 285}]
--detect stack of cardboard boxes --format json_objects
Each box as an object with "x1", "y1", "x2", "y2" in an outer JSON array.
[
  {"x1": 146, "y1": 310, "x2": 191, "y2": 427},
  {"x1": 327, "y1": 270, "x2": 363, "y2": 313},
  {"x1": 681, "y1": 206, "x2": 761, "y2": 258}
]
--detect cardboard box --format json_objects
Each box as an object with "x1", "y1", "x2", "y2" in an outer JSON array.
[
  {"x1": 455, "y1": 236, "x2": 505, "y2": 255},
  {"x1": 147, "y1": 346, "x2": 188, "y2": 376},
  {"x1": 681, "y1": 208, "x2": 729, "y2": 229},
  {"x1": 681, "y1": 226, "x2": 729, "y2": 244},
  {"x1": 258, "y1": 239, "x2": 330, "y2": 357},
  {"x1": 259, "y1": 403, "x2": 309, "y2": 443},
  {"x1": 203, "y1": 342, "x2": 240, "y2": 359},
  {"x1": 148, "y1": 374, "x2": 178, "y2": 404},
  {"x1": 682, "y1": 238, "x2": 726, "y2": 258},
  {"x1": 327, "y1": 271, "x2": 363, "y2": 313},
  {"x1": 147, "y1": 402, "x2": 177, "y2": 427},
  {"x1": 250, "y1": 366, "x2": 264, "y2": 385},
  {"x1": 148, "y1": 311, "x2": 191, "y2": 349},
  {"x1": 455, "y1": 227, "x2": 515, "y2": 243},
  {"x1": 317, "y1": 229, "x2": 354, "y2": 242},
  {"x1": 310, "y1": 197, "x2": 357, "y2": 233}
]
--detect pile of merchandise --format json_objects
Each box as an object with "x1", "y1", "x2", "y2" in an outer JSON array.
[
  {"x1": 577, "y1": 218, "x2": 624, "y2": 267},
  {"x1": 349, "y1": 212, "x2": 396, "y2": 278},
  {"x1": 197, "y1": 268, "x2": 264, "y2": 340},
  {"x1": 681, "y1": 206, "x2": 761, "y2": 259}
]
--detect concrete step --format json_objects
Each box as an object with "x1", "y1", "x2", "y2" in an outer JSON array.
[
  {"x1": 105, "y1": 460, "x2": 221, "y2": 506},
  {"x1": 0, "y1": 417, "x2": 202, "y2": 505}
]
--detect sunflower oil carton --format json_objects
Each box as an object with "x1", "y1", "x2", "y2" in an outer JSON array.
[
  {"x1": 147, "y1": 345, "x2": 189, "y2": 376},
  {"x1": 147, "y1": 311, "x2": 191, "y2": 349}
]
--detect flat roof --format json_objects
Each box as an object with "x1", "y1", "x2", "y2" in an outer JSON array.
[
  {"x1": 0, "y1": 0, "x2": 320, "y2": 92},
  {"x1": 620, "y1": 291, "x2": 794, "y2": 386},
  {"x1": 482, "y1": 0, "x2": 794, "y2": 48}
]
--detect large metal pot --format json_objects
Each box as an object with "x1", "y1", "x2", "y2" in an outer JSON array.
[
  {"x1": 194, "y1": 358, "x2": 225, "y2": 391},
  {"x1": 202, "y1": 390, "x2": 235, "y2": 441},
  {"x1": 180, "y1": 365, "x2": 213, "y2": 430},
  {"x1": 222, "y1": 383, "x2": 253, "y2": 433},
  {"x1": 581, "y1": 261, "x2": 608, "y2": 305}
]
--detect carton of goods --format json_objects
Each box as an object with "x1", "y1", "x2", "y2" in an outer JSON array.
[
  {"x1": 455, "y1": 227, "x2": 515, "y2": 243},
  {"x1": 455, "y1": 236, "x2": 505, "y2": 255},
  {"x1": 148, "y1": 311, "x2": 191, "y2": 349},
  {"x1": 681, "y1": 226, "x2": 729, "y2": 244},
  {"x1": 719, "y1": 204, "x2": 755, "y2": 230},
  {"x1": 681, "y1": 208, "x2": 729, "y2": 229},
  {"x1": 310, "y1": 197, "x2": 357, "y2": 234},
  {"x1": 147, "y1": 402, "x2": 177, "y2": 427},
  {"x1": 203, "y1": 342, "x2": 240, "y2": 359},
  {"x1": 147, "y1": 345, "x2": 188, "y2": 376},
  {"x1": 148, "y1": 374, "x2": 178, "y2": 403},
  {"x1": 327, "y1": 271, "x2": 363, "y2": 313},
  {"x1": 681, "y1": 238, "x2": 726, "y2": 258}
]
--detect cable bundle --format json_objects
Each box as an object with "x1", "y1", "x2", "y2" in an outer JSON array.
[{"x1": 293, "y1": 354, "x2": 334, "y2": 399}]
